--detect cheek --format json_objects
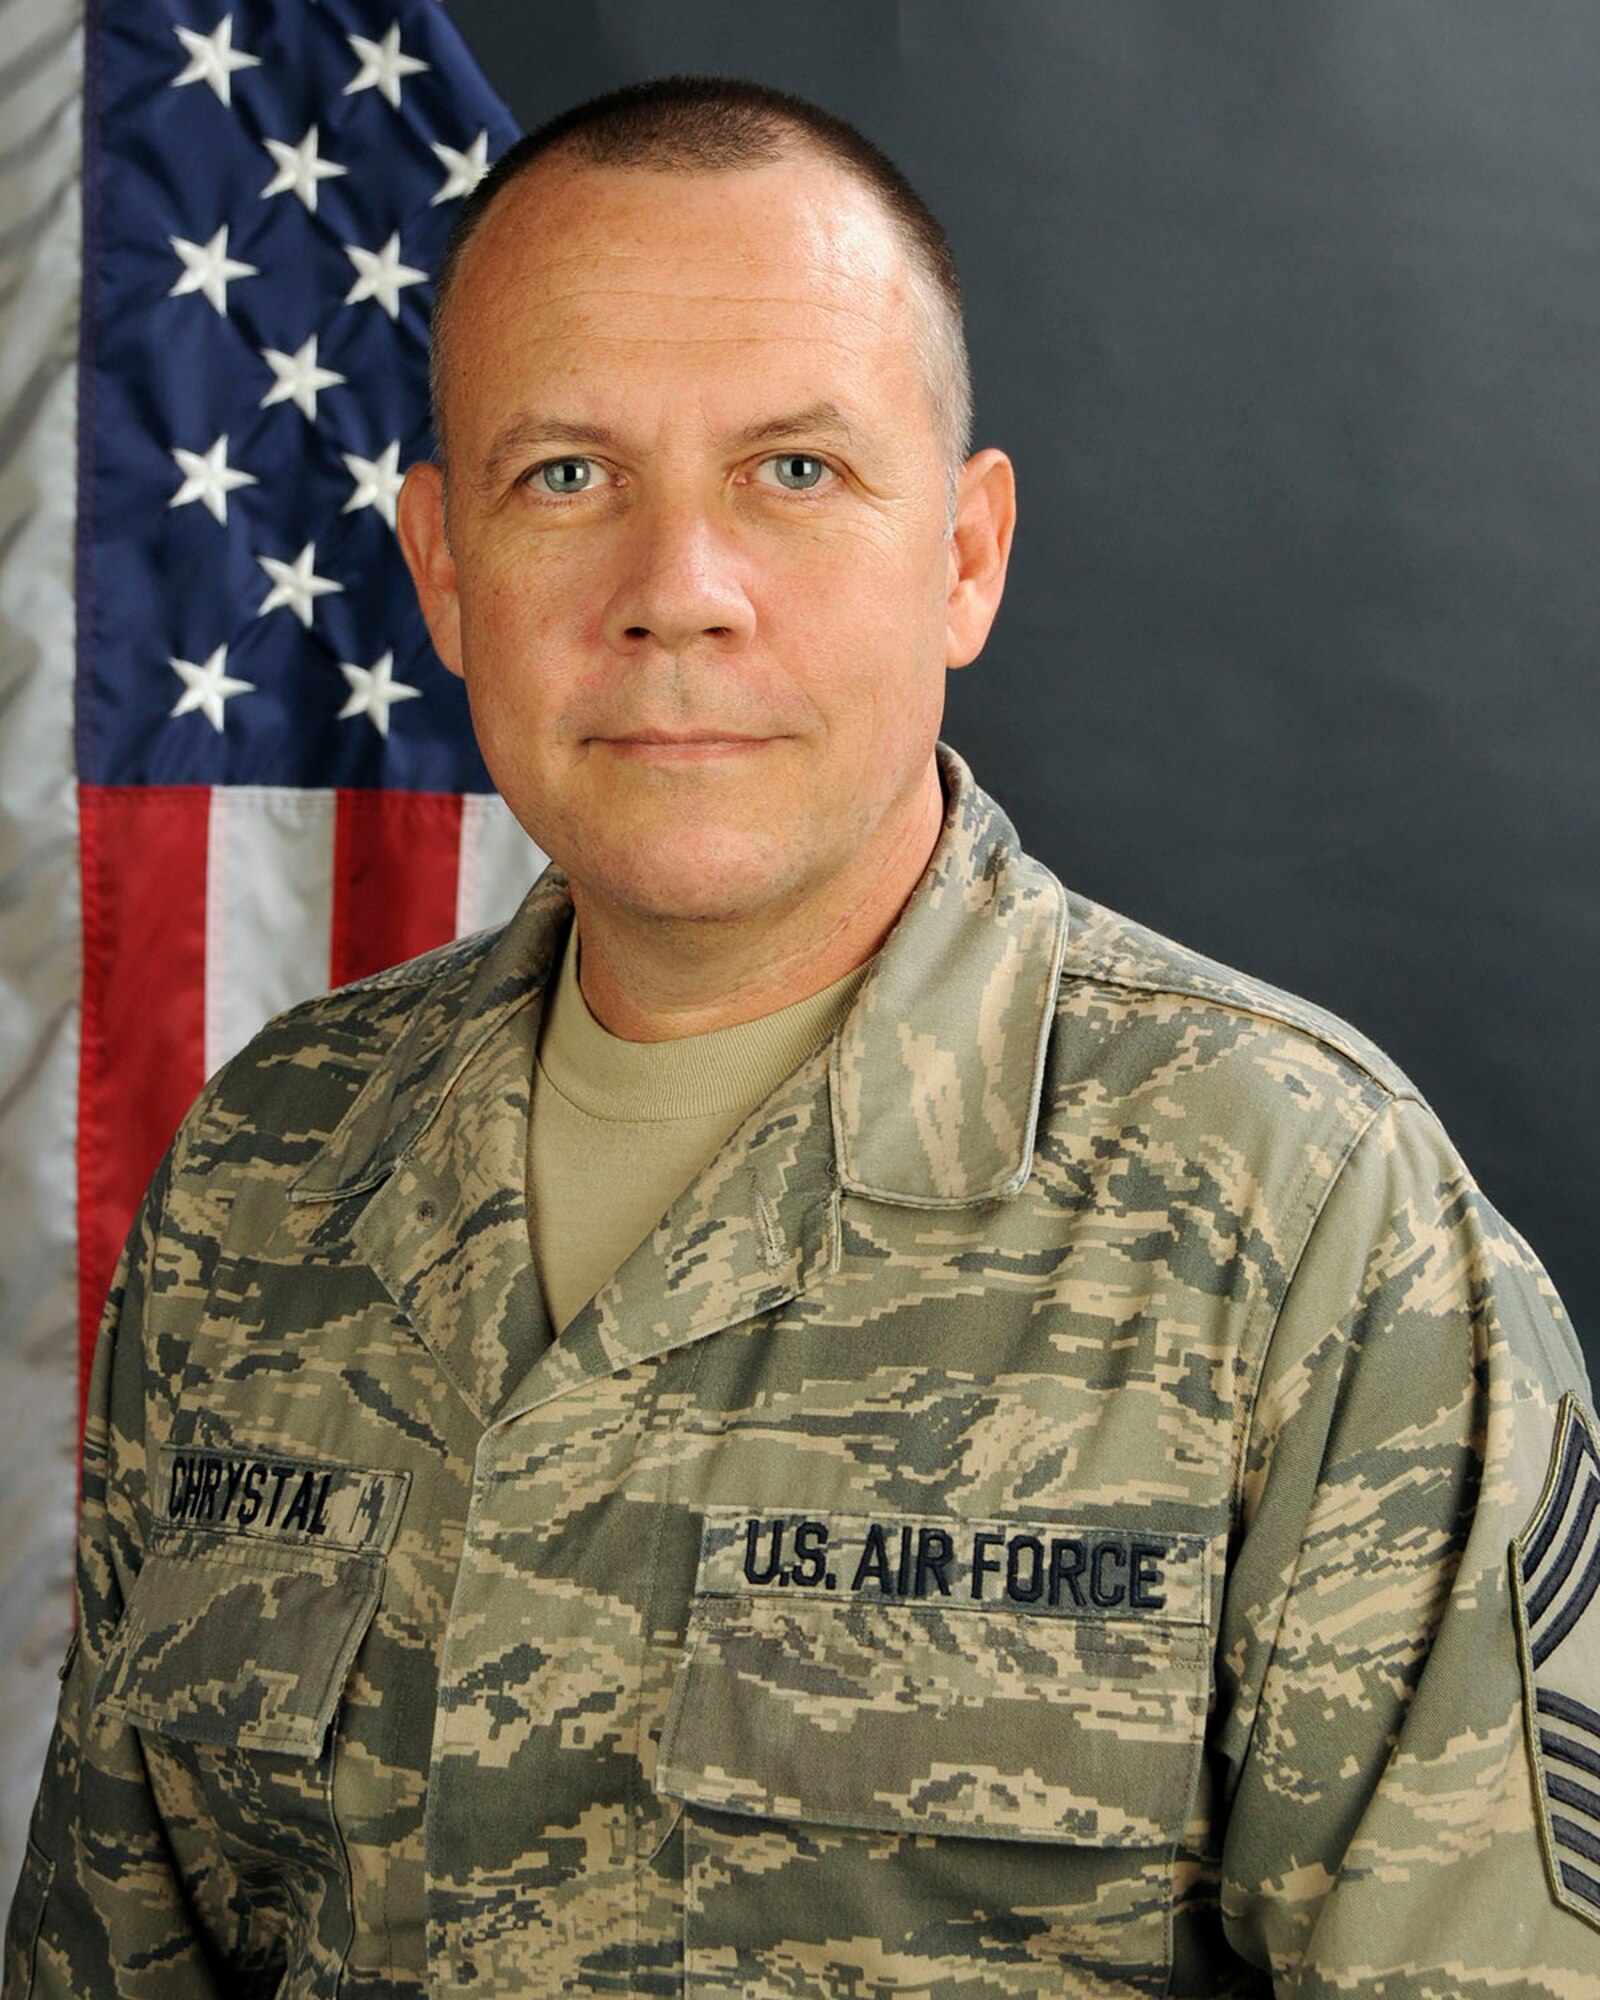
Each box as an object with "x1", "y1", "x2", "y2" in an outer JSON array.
[
  {"x1": 455, "y1": 549, "x2": 605, "y2": 719},
  {"x1": 773, "y1": 534, "x2": 949, "y2": 704},
  {"x1": 461, "y1": 545, "x2": 580, "y2": 646}
]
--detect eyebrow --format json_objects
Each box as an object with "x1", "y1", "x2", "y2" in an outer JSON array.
[
  {"x1": 474, "y1": 401, "x2": 860, "y2": 495},
  {"x1": 726, "y1": 402, "x2": 859, "y2": 451},
  {"x1": 475, "y1": 416, "x2": 623, "y2": 496}
]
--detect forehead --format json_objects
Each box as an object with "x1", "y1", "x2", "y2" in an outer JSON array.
[{"x1": 443, "y1": 155, "x2": 924, "y2": 441}]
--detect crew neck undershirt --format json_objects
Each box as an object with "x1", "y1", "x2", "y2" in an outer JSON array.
[{"x1": 528, "y1": 931, "x2": 867, "y2": 1335}]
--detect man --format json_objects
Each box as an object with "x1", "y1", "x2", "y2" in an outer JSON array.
[{"x1": 7, "y1": 76, "x2": 1599, "y2": 1999}]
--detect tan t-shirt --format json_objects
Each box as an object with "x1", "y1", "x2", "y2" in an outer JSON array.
[{"x1": 529, "y1": 933, "x2": 867, "y2": 1334}]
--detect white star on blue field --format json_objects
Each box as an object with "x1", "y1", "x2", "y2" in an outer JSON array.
[{"x1": 84, "y1": 1, "x2": 514, "y2": 785}]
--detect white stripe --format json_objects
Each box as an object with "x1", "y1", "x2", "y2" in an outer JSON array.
[
  {"x1": 456, "y1": 791, "x2": 546, "y2": 938},
  {"x1": 0, "y1": 0, "x2": 84, "y2": 1908},
  {"x1": 204, "y1": 787, "x2": 336, "y2": 1078},
  {"x1": 204, "y1": 788, "x2": 231, "y2": 1081}
]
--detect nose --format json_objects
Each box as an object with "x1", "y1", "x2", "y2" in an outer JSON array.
[{"x1": 601, "y1": 494, "x2": 755, "y2": 655}]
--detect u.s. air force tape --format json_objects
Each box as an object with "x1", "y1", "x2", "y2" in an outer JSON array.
[
  {"x1": 695, "y1": 1509, "x2": 1209, "y2": 1623},
  {"x1": 156, "y1": 1445, "x2": 409, "y2": 1556}
]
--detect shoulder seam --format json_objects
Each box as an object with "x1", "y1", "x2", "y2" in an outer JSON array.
[
  {"x1": 241, "y1": 930, "x2": 496, "y2": 1038},
  {"x1": 1059, "y1": 964, "x2": 1416, "y2": 1104}
]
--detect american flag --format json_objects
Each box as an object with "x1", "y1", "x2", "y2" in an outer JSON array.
[
  {"x1": 76, "y1": 0, "x2": 534, "y2": 1396},
  {"x1": 0, "y1": 0, "x2": 537, "y2": 1886}
]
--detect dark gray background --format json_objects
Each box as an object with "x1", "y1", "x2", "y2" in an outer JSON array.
[{"x1": 448, "y1": 0, "x2": 1599, "y2": 1368}]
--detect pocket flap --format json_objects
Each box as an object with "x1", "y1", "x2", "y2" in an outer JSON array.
[
  {"x1": 657, "y1": 1512, "x2": 1210, "y2": 1848},
  {"x1": 97, "y1": 1532, "x2": 383, "y2": 1756}
]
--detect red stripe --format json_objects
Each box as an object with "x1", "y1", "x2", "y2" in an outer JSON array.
[
  {"x1": 330, "y1": 789, "x2": 463, "y2": 987},
  {"x1": 77, "y1": 786, "x2": 210, "y2": 1427}
]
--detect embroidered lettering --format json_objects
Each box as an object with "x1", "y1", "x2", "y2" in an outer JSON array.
[
  {"x1": 790, "y1": 1520, "x2": 829, "y2": 1587},
  {"x1": 155, "y1": 1447, "x2": 409, "y2": 1554},
  {"x1": 1131, "y1": 1539, "x2": 1167, "y2": 1610},
  {"x1": 851, "y1": 1523, "x2": 895, "y2": 1593},
  {"x1": 971, "y1": 1530, "x2": 1006, "y2": 1600},
  {"x1": 1090, "y1": 1540, "x2": 1127, "y2": 1608},
  {"x1": 280, "y1": 1470, "x2": 317, "y2": 1533},
  {"x1": 1049, "y1": 1537, "x2": 1085, "y2": 1607},
  {"x1": 1007, "y1": 1534, "x2": 1045, "y2": 1603},
  {"x1": 744, "y1": 1518, "x2": 785, "y2": 1585},
  {"x1": 716, "y1": 1514, "x2": 1199, "y2": 1622},
  {"x1": 915, "y1": 1527, "x2": 953, "y2": 1598}
]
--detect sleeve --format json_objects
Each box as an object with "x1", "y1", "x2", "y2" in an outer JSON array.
[
  {"x1": 1215, "y1": 1092, "x2": 1600, "y2": 1996},
  {"x1": 1, "y1": 1139, "x2": 226, "y2": 2000}
]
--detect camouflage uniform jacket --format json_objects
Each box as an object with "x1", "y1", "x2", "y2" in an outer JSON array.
[{"x1": 8, "y1": 749, "x2": 1600, "y2": 1999}]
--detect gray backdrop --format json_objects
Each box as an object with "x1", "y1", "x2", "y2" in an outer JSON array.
[{"x1": 450, "y1": 0, "x2": 1599, "y2": 1368}]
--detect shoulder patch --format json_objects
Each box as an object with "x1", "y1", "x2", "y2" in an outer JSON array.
[{"x1": 1511, "y1": 1393, "x2": 1600, "y2": 1931}]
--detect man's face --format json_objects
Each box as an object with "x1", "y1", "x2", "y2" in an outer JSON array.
[{"x1": 401, "y1": 153, "x2": 1010, "y2": 936}]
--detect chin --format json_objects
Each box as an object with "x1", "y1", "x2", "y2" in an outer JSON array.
[
  {"x1": 581, "y1": 832, "x2": 811, "y2": 927},
  {"x1": 607, "y1": 874, "x2": 793, "y2": 928}
]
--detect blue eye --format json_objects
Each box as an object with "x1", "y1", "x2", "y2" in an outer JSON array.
[
  {"x1": 764, "y1": 453, "x2": 827, "y2": 490},
  {"x1": 538, "y1": 458, "x2": 595, "y2": 494}
]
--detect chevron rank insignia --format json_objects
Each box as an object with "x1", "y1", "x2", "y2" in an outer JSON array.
[{"x1": 1511, "y1": 1394, "x2": 1600, "y2": 1930}]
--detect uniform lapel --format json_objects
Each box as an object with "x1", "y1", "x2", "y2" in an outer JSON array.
[
  {"x1": 292, "y1": 870, "x2": 571, "y2": 1430},
  {"x1": 350, "y1": 998, "x2": 551, "y2": 1429},
  {"x1": 491, "y1": 1041, "x2": 840, "y2": 1427}
]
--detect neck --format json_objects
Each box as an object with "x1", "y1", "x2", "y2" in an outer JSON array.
[{"x1": 571, "y1": 765, "x2": 944, "y2": 1041}]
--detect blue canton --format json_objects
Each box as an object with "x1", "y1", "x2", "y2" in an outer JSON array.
[{"x1": 79, "y1": 0, "x2": 519, "y2": 790}]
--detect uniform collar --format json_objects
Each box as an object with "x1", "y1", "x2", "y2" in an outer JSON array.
[
  {"x1": 294, "y1": 746, "x2": 1068, "y2": 1211},
  {"x1": 832, "y1": 746, "x2": 1068, "y2": 1204},
  {"x1": 292, "y1": 865, "x2": 573, "y2": 1203}
]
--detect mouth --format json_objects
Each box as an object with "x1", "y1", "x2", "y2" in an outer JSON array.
[{"x1": 591, "y1": 732, "x2": 774, "y2": 762}]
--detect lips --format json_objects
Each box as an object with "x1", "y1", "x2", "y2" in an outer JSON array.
[
  {"x1": 588, "y1": 727, "x2": 778, "y2": 756},
  {"x1": 601, "y1": 731, "x2": 760, "y2": 745}
]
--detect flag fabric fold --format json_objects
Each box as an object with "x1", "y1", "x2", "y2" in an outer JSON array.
[
  {"x1": 0, "y1": 0, "x2": 86, "y2": 1919},
  {"x1": 0, "y1": 0, "x2": 535, "y2": 1904}
]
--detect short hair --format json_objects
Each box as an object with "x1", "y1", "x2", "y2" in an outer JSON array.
[{"x1": 428, "y1": 76, "x2": 973, "y2": 490}]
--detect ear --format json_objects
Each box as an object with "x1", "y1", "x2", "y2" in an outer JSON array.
[
  {"x1": 944, "y1": 448, "x2": 1017, "y2": 671},
  {"x1": 397, "y1": 461, "x2": 464, "y2": 679}
]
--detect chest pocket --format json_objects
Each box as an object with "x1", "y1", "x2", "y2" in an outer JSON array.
[
  {"x1": 97, "y1": 1532, "x2": 385, "y2": 1754},
  {"x1": 99, "y1": 1442, "x2": 408, "y2": 1752},
  {"x1": 93, "y1": 1451, "x2": 408, "y2": 1994},
  {"x1": 655, "y1": 1509, "x2": 1211, "y2": 2000}
]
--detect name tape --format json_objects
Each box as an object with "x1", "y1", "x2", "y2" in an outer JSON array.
[{"x1": 156, "y1": 1445, "x2": 409, "y2": 1555}]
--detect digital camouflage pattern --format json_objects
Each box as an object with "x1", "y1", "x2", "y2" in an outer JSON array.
[{"x1": 7, "y1": 748, "x2": 1600, "y2": 1997}]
